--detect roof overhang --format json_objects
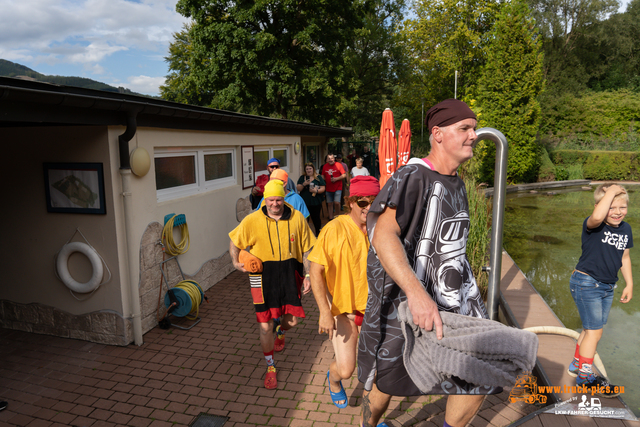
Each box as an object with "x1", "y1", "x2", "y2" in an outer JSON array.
[{"x1": 0, "y1": 77, "x2": 353, "y2": 138}]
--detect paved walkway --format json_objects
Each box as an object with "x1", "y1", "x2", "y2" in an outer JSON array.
[{"x1": 0, "y1": 270, "x2": 539, "y2": 427}]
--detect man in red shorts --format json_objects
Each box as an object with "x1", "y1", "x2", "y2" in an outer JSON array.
[{"x1": 229, "y1": 180, "x2": 315, "y2": 389}]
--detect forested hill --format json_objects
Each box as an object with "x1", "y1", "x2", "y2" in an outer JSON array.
[{"x1": 0, "y1": 59, "x2": 144, "y2": 96}]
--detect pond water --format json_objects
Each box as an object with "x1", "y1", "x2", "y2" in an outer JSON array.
[{"x1": 503, "y1": 186, "x2": 640, "y2": 416}]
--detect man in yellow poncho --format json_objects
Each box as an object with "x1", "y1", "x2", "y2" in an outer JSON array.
[
  {"x1": 308, "y1": 175, "x2": 380, "y2": 408},
  {"x1": 229, "y1": 180, "x2": 315, "y2": 390}
]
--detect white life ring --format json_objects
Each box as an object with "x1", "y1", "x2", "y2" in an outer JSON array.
[{"x1": 56, "y1": 242, "x2": 104, "y2": 293}]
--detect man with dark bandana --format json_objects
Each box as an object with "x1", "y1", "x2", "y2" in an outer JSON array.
[{"x1": 357, "y1": 99, "x2": 498, "y2": 427}]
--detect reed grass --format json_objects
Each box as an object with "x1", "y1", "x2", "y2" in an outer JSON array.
[{"x1": 465, "y1": 176, "x2": 491, "y2": 298}]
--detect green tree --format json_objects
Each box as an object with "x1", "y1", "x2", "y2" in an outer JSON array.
[
  {"x1": 342, "y1": 0, "x2": 409, "y2": 132},
  {"x1": 165, "y1": 0, "x2": 365, "y2": 122},
  {"x1": 161, "y1": 0, "x2": 408, "y2": 129},
  {"x1": 161, "y1": 24, "x2": 213, "y2": 106},
  {"x1": 527, "y1": 0, "x2": 619, "y2": 93},
  {"x1": 395, "y1": 0, "x2": 500, "y2": 139},
  {"x1": 573, "y1": 0, "x2": 640, "y2": 91},
  {"x1": 476, "y1": 0, "x2": 545, "y2": 183}
]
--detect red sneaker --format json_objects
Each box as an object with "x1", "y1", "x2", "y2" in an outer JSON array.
[
  {"x1": 274, "y1": 335, "x2": 285, "y2": 352},
  {"x1": 265, "y1": 366, "x2": 277, "y2": 389}
]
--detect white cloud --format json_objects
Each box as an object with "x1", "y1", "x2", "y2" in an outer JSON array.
[
  {"x1": 86, "y1": 63, "x2": 106, "y2": 75},
  {"x1": 0, "y1": 0, "x2": 188, "y2": 71},
  {"x1": 123, "y1": 74, "x2": 166, "y2": 95}
]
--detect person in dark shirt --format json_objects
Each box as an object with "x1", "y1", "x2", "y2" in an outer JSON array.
[
  {"x1": 565, "y1": 183, "x2": 633, "y2": 397},
  {"x1": 358, "y1": 99, "x2": 490, "y2": 427},
  {"x1": 361, "y1": 145, "x2": 372, "y2": 175}
]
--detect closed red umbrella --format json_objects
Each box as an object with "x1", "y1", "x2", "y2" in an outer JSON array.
[
  {"x1": 378, "y1": 108, "x2": 397, "y2": 187},
  {"x1": 397, "y1": 119, "x2": 411, "y2": 168}
]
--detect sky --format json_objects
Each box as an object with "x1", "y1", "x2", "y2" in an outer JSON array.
[
  {"x1": 0, "y1": 0, "x2": 190, "y2": 96},
  {"x1": 0, "y1": 0, "x2": 632, "y2": 98}
]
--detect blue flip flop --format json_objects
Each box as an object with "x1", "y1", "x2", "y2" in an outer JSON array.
[{"x1": 327, "y1": 370, "x2": 348, "y2": 408}]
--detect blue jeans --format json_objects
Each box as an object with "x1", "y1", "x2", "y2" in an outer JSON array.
[
  {"x1": 326, "y1": 190, "x2": 342, "y2": 203},
  {"x1": 570, "y1": 271, "x2": 615, "y2": 330}
]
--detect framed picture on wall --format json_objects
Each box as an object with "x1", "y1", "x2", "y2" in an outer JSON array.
[
  {"x1": 241, "y1": 146, "x2": 255, "y2": 189},
  {"x1": 43, "y1": 162, "x2": 106, "y2": 214}
]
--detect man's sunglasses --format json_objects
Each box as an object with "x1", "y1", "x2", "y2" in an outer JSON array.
[
  {"x1": 268, "y1": 164, "x2": 279, "y2": 169},
  {"x1": 357, "y1": 199, "x2": 373, "y2": 208}
]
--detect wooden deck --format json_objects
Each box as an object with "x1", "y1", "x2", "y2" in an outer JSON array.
[{"x1": 499, "y1": 251, "x2": 639, "y2": 426}]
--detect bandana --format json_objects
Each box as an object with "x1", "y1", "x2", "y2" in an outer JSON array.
[
  {"x1": 425, "y1": 99, "x2": 476, "y2": 134},
  {"x1": 263, "y1": 180, "x2": 285, "y2": 198},
  {"x1": 350, "y1": 176, "x2": 380, "y2": 197},
  {"x1": 267, "y1": 158, "x2": 280, "y2": 165},
  {"x1": 270, "y1": 168, "x2": 289, "y2": 183}
]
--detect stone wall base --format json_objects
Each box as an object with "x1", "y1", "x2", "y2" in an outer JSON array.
[{"x1": 0, "y1": 300, "x2": 133, "y2": 346}]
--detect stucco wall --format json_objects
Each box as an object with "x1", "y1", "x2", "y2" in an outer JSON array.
[
  {"x1": 0, "y1": 124, "x2": 310, "y2": 345},
  {"x1": 108, "y1": 127, "x2": 302, "y2": 276},
  {"x1": 0, "y1": 126, "x2": 129, "y2": 344},
  {"x1": 106, "y1": 127, "x2": 305, "y2": 339}
]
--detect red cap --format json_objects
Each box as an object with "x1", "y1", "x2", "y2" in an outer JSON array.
[{"x1": 350, "y1": 176, "x2": 380, "y2": 197}]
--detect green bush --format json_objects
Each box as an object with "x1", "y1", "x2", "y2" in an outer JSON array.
[
  {"x1": 550, "y1": 150, "x2": 591, "y2": 165},
  {"x1": 540, "y1": 89, "x2": 640, "y2": 141},
  {"x1": 554, "y1": 166, "x2": 568, "y2": 181},
  {"x1": 537, "y1": 147, "x2": 556, "y2": 182},
  {"x1": 567, "y1": 164, "x2": 584, "y2": 180},
  {"x1": 550, "y1": 149, "x2": 640, "y2": 181},
  {"x1": 553, "y1": 164, "x2": 584, "y2": 181}
]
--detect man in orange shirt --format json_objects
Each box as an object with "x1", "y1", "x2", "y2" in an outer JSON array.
[{"x1": 308, "y1": 176, "x2": 380, "y2": 408}]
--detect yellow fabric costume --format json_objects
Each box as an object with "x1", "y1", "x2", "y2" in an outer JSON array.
[
  {"x1": 308, "y1": 215, "x2": 369, "y2": 317},
  {"x1": 229, "y1": 202, "x2": 316, "y2": 322},
  {"x1": 230, "y1": 202, "x2": 314, "y2": 264}
]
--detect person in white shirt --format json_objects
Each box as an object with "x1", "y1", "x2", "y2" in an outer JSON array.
[{"x1": 351, "y1": 158, "x2": 370, "y2": 178}]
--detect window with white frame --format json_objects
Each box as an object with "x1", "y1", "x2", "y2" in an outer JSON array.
[
  {"x1": 155, "y1": 148, "x2": 236, "y2": 201},
  {"x1": 254, "y1": 147, "x2": 289, "y2": 179}
]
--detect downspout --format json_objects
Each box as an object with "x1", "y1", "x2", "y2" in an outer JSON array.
[
  {"x1": 118, "y1": 110, "x2": 143, "y2": 345},
  {"x1": 474, "y1": 128, "x2": 508, "y2": 321}
]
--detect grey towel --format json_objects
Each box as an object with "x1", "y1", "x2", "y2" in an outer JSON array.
[{"x1": 397, "y1": 301, "x2": 538, "y2": 393}]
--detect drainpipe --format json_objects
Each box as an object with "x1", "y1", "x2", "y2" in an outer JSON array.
[
  {"x1": 475, "y1": 128, "x2": 508, "y2": 321},
  {"x1": 118, "y1": 110, "x2": 144, "y2": 345}
]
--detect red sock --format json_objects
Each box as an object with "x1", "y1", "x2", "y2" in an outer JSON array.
[
  {"x1": 578, "y1": 355, "x2": 594, "y2": 369},
  {"x1": 577, "y1": 355, "x2": 594, "y2": 383},
  {"x1": 574, "y1": 344, "x2": 580, "y2": 359}
]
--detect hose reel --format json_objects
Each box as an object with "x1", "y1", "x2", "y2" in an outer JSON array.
[
  {"x1": 157, "y1": 214, "x2": 207, "y2": 330},
  {"x1": 164, "y1": 280, "x2": 204, "y2": 320}
]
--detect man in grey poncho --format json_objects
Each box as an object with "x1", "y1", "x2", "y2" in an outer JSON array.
[{"x1": 358, "y1": 99, "x2": 498, "y2": 427}]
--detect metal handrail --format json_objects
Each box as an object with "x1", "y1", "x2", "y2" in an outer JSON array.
[{"x1": 474, "y1": 128, "x2": 509, "y2": 320}]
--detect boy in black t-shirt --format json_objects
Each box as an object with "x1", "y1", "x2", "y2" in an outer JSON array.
[{"x1": 567, "y1": 183, "x2": 633, "y2": 397}]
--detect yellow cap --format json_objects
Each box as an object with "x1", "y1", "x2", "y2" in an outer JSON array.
[{"x1": 263, "y1": 180, "x2": 285, "y2": 198}]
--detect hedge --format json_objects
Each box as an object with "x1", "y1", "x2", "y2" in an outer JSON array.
[
  {"x1": 550, "y1": 149, "x2": 640, "y2": 181},
  {"x1": 540, "y1": 89, "x2": 640, "y2": 139}
]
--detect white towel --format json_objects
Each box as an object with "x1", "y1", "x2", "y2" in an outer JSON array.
[{"x1": 398, "y1": 301, "x2": 538, "y2": 393}]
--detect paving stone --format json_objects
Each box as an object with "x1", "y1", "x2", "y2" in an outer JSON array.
[{"x1": 0, "y1": 270, "x2": 553, "y2": 427}]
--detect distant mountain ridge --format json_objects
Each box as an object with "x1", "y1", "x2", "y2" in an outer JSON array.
[{"x1": 0, "y1": 59, "x2": 148, "y2": 97}]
